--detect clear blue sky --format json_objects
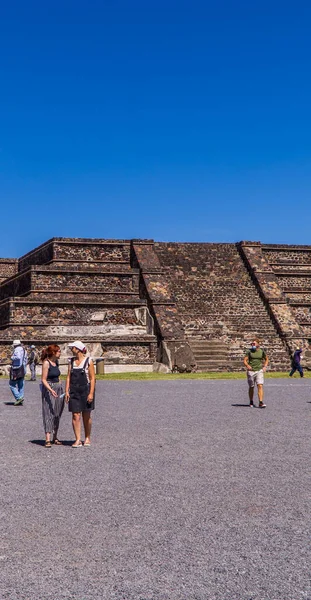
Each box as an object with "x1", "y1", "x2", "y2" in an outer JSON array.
[{"x1": 1, "y1": 1, "x2": 311, "y2": 257}]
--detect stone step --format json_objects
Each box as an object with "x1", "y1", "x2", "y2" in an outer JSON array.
[
  {"x1": 192, "y1": 349, "x2": 229, "y2": 357},
  {"x1": 195, "y1": 358, "x2": 231, "y2": 365}
]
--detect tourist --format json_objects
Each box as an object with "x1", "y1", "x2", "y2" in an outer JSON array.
[
  {"x1": 28, "y1": 344, "x2": 38, "y2": 381},
  {"x1": 9, "y1": 339, "x2": 28, "y2": 406},
  {"x1": 243, "y1": 338, "x2": 269, "y2": 408},
  {"x1": 41, "y1": 345, "x2": 64, "y2": 448},
  {"x1": 289, "y1": 346, "x2": 304, "y2": 378},
  {"x1": 65, "y1": 340, "x2": 95, "y2": 448}
]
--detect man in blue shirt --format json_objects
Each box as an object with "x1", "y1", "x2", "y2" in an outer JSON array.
[
  {"x1": 289, "y1": 347, "x2": 304, "y2": 378},
  {"x1": 9, "y1": 339, "x2": 28, "y2": 405}
]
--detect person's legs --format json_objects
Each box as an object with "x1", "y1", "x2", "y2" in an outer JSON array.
[
  {"x1": 248, "y1": 387, "x2": 254, "y2": 404},
  {"x1": 289, "y1": 366, "x2": 296, "y2": 377},
  {"x1": 30, "y1": 363, "x2": 36, "y2": 381},
  {"x1": 82, "y1": 411, "x2": 92, "y2": 444},
  {"x1": 72, "y1": 412, "x2": 82, "y2": 446},
  {"x1": 53, "y1": 392, "x2": 64, "y2": 443},
  {"x1": 9, "y1": 379, "x2": 20, "y2": 401},
  {"x1": 257, "y1": 384, "x2": 264, "y2": 404},
  {"x1": 247, "y1": 371, "x2": 255, "y2": 405},
  {"x1": 18, "y1": 378, "x2": 24, "y2": 400},
  {"x1": 298, "y1": 364, "x2": 304, "y2": 378},
  {"x1": 256, "y1": 371, "x2": 266, "y2": 407},
  {"x1": 9, "y1": 378, "x2": 24, "y2": 404}
]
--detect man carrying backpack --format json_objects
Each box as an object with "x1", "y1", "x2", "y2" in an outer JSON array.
[
  {"x1": 28, "y1": 344, "x2": 38, "y2": 381},
  {"x1": 9, "y1": 340, "x2": 28, "y2": 406},
  {"x1": 243, "y1": 338, "x2": 269, "y2": 408}
]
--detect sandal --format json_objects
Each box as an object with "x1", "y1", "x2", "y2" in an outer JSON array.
[
  {"x1": 72, "y1": 441, "x2": 83, "y2": 448},
  {"x1": 53, "y1": 439, "x2": 63, "y2": 445},
  {"x1": 45, "y1": 441, "x2": 52, "y2": 448},
  {"x1": 84, "y1": 441, "x2": 91, "y2": 447}
]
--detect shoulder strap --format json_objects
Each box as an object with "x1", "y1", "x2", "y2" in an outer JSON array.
[{"x1": 83, "y1": 357, "x2": 90, "y2": 369}]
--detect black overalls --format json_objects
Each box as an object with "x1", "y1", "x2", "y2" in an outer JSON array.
[{"x1": 68, "y1": 357, "x2": 95, "y2": 413}]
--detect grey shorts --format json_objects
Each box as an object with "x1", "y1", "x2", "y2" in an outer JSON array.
[{"x1": 247, "y1": 369, "x2": 264, "y2": 387}]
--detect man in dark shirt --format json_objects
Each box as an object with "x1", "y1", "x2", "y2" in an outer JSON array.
[
  {"x1": 289, "y1": 347, "x2": 303, "y2": 378},
  {"x1": 28, "y1": 344, "x2": 38, "y2": 381}
]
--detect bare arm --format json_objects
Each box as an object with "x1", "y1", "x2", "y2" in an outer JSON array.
[
  {"x1": 41, "y1": 360, "x2": 57, "y2": 398},
  {"x1": 263, "y1": 355, "x2": 269, "y2": 371},
  {"x1": 65, "y1": 362, "x2": 71, "y2": 403},
  {"x1": 87, "y1": 360, "x2": 95, "y2": 402},
  {"x1": 243, "y1": 355, "x2": 252, "y2": 370}
]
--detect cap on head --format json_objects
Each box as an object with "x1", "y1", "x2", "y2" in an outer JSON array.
[
  {"x1": 296, "y1": 346, "x2": 301, "y2": 350},
  {"x1": 13, "y1": 339, "x2": 21, "y2": 346},
  {"x1": 68, "y1": 340, "x2": 86, "y2": 352},
  {"x1": 30, "y1": 345, "x2": 36, "y2": 349}
]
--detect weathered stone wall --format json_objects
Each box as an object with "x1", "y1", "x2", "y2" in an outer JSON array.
[
  {"x1": 0, "y1": 339, "x2": 157, "y2": 367},
  {"x1": 291, "y1": 306, "x2": 311, "y2": 321},
  {"x1": 18, "y1": 240, "x2": 54, "y2": 271},
  {"x1": 27, "y1": 292, "x2": 140, "y2": 302},
  {"x1": 263, "y1": 249, "x2": 311, "y2": 264},
  {"x1": 18, "y1": 238, "x2": 131, "y2": 271},
  {"x1": 270, "y1": 264, "x2": 311, "y2": 273},
  {"x1": 286, "y1": 293, "x2": 311, "y2": 304},
  {"x1": 277, "y1": 276, "x2": 311, "y2": 290},
  {"x1": 0, "y1": 301, "x2": 10, "y2": 325},
  {"x1": 33, "y1": 270, "x2": 138, "y2": 293},
  {"x1": 48, "y1": 261, "x2": 133, "y2": 272},
  {"x1": 8, "y1": 304, "x2": 147, "y2": 326},
  {"x1": 101, "y1": 341, "x2": 157, "y2": 364},
  {"x1": 53, "y1": 240, "x2": 131, "y2": 262},
  {"x1": 0, "y1": 259, "x2": 18, "y2": 283},
  {"x1": 0, "y1": 271, "x2": 32, "y2": 300}
]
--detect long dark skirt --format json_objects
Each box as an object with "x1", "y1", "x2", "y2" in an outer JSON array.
[{"x1": 42, "y1": 382, "x2": 64, "y2": 434}]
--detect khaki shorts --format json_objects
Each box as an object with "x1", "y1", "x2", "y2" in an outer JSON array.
[{"x1": 247, "y1": 369, "x2": 264, "y2": 387}]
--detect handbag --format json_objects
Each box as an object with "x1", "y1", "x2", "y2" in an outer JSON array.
[{"x1": 10, "y1": 365, "x2": 25, "y2": 380}]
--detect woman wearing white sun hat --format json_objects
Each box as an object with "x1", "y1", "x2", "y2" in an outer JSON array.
[{"x1": 65, "y1": 341, "x2": 96, "y2": 447}]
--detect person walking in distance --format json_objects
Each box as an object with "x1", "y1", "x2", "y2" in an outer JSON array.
[
  {"x1": 41, "y1": 345, "x2": 65, "y2": 448},
  {"x1": 243, "y1": 338, "x2": 269, "y2": 408},
  {"x1": 289, "y1": 347, "x2": 304, "y2": 378},
  {"x1": 9, "y1": 339, "x2": 28, "y2": 406},
  {"x1": 65, "y1": 341, "x2": 95, "y2": 448},
  {"x1": 28, "y1": 345, "x2": 38, "y2": 381}
]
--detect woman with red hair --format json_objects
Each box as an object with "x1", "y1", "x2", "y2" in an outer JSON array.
[{"x1": 41, "y1": 344, "x2": 64, "y2": 448}]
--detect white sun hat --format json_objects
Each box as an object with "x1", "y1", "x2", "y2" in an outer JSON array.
[
  {"x1": 13, "y1": 339, "x2": 21, "y2": 346},
  {"x1": 68, "y1": 340, "x2": 86, "y2": 352}
]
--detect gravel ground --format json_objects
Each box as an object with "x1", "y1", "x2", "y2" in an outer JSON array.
[{"x1": 0, "y1": 377, "x2": 310, "y2": 600}]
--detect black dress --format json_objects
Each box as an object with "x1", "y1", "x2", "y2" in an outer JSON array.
[
  {"x1": 68, "y1": 357, "x2": 95, "y2": 413},
  {"x1": 41, "y1": 360, "x2": 64, "y2": 433}
]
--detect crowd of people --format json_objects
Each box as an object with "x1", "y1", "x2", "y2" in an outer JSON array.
[{"x1": 7, "y1": 337, "x2": 306, "y2": 445}]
